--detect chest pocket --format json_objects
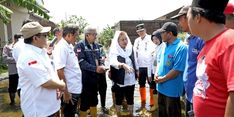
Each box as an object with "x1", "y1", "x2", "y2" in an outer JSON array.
[{"x1": 67, "y1": 50, "x2": 78, "y2": 67}]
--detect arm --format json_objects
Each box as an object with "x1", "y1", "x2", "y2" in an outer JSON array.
[
  {"x1": 2, "y1": 45, "x2": 16, "y2": 64},
  {"x1": 57, "y1": 68, "x2": 72, "y2": 103},
  {"x1": 41, "y1": 78, "x2": 65, "y2": 90},
  {"x1": 155, "y1": 69, "x2": 180, "y2": 83},
  {"x1": 225, "y1": 92, "x2": 234, "y2": 117}
]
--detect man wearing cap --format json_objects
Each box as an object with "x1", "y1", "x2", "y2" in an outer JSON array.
[
  {"x1": 133, "y1": 23, "x2": 156, "y2": 111},
  {"x1": 53, "y1": 24, "x2": 82, "y2": 117},
  {"x1": 224, "y1": 2, "x2": 234, "y2": 29},
  {"x1": 187, "y1": 0, "x2": 234, "y2": 117},
  {"x1": 171, "y1": 5, "x2": 204, "y2": 117},
  {"x1": 155, "y1": 22, "x2": 187, "y2": 117},
  {"x1": 17, "y1": 22, "x2": 66, "y2": 117}
]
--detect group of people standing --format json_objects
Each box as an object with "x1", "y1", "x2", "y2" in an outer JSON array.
[{"x1": 2, "y1": 0, "x2": 234, "y2": 117}]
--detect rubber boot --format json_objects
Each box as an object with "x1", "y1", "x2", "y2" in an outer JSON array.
[
  {"x1": 90, "y1": 106, "x2": 97, "y2": 117},
  {"x1": 136, "y1": 87, "x2": 146, "y2": 112},
  {"x1": 128, "y1": 105, "x2": 134, "y2": 116},
  {"x1": 150, "y1": 94, "x2": 158, "y2": 112},
  {"x1": 9, "y1": 93, "x2": 15, "y2": 106},
  {"x1": 115, "y1": 105, "x2": 121, "y2": 117},
  {"x1": 80, "y1": 111, "x2": 87, "y2": 117}
]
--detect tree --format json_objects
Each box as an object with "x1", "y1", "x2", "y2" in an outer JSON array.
[
  {"x1": 0, "y1": 0, "x2": 50, "y2": 24},
  {"x1": 98, "y1": 25, "x2": 114, "y2": 48},
  {"x1": 60, "y1": 15, "x2": 88, "y2": 34}
]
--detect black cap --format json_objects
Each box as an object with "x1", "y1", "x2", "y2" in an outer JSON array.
[
  {"x1": 159, "y1": 22, "x2": 178, "y2": 35},
  {"x1": 171, "y1": 6, "x2": 190, "y2": 19},
  {"x1": 136, "y1": 23, "x2": 145, "y2": 32},
  {"x1": 151, "y1": 29, "x2": 162, "y2": 44},
  {"x1": 191, "y1": 0, "x2": 228, "y2": 13}
]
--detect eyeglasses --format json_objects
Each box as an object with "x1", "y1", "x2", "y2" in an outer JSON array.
[
  {"x1": 36, "y1": 33, "x2": 48, "y2": 38},
  {"x1": 89, "y1": 33, "x2": 97, "y2": 36}
]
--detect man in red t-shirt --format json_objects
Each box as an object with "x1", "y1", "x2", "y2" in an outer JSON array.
[{"x1": 187, "y1": 0, "x2": 234, "y2": 117}]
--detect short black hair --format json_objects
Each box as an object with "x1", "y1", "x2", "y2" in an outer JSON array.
[
  {"x1": 24, "y1": 36, "x2": 33, "y2": 44},
  {"x1": 190, "y1": 7, "x2": 226, "y2": 24},
  {"x1": 62, "y1": 24, "x2": 79, "y2": 37}
]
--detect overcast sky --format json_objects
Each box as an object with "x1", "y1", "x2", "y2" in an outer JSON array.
[{"x1": 43, "y1": 0, "x2": 234, "y2": 31}]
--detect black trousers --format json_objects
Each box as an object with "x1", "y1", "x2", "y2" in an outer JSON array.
[
  {"x1": 80, "y1": 81, "x2": 98, "y2": 111},
  {"x1": 158, "y1": 92, "x2": 181, "y2": 117},
  {"x1": 62, "y1": 93, "x2": 80, "y2": 117},
  {"x1": 138, "y1": 68, "x2": 155, "y2": 89},
  {"x1": 98, "y1": 73, "x2": 107, "y2": 107},
  {"x1": 115, "y1": 85, "x2": 135, "y2": 105},
  {"x1": 8, "y1": 74, "x2": 19, "y2": 93}
]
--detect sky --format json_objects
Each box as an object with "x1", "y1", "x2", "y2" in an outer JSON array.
[{"x1": 43, "y1": 0, "x2": 234, "y2": 31}]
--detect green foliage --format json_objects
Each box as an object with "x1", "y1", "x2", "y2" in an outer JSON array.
[
  {"x1": 178, "y1": 32, "x2": 187, "y2": 42},
  {"x1": 0, "y1": 55, "x2": 7, "y2": 74},
  {"x1": 60, "y1": 15, "x2": 88, "y2": 34},
  {"x1": 0, "y1": 0, "x2": 50, "y2": 24},
  {"x1": 99, "y1": 25, "x2": 114, "y2": 48}
]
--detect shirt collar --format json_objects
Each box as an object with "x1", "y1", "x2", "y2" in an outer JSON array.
[{"x1": 25, "y1": 44, "x2": 45, "y2": 54}]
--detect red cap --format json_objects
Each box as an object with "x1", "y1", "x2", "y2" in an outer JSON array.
[{"x1": 224, "y1": 3, "x2": 234, "y2": 15}]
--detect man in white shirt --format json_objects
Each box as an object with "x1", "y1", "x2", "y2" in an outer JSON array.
[
  {"x1": 133, "y1": 23, "x2": 156, "y2": 111},
  {"x1": 53, "y1": 24, "x2": 82, "y2": 117},
  {"x1": 18, "y1": 22, "x2": 66, "y2": 117}
]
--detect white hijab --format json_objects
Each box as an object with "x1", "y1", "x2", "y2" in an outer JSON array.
[{"x1": 109, "y1": 31, "x2": 132, "y2": 59}]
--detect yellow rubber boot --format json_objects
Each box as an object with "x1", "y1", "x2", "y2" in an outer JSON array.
[
  {"x1": 79, "y1": 111, "x2": 87, "y2": 117},
  {"x1": 90, "y1": 106, "x2": 97, "y2": 117}
]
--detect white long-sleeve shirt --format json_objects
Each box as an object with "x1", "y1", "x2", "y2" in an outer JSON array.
[{"x1": 133, "y1": 34, "x2": 156, "y2": 77}]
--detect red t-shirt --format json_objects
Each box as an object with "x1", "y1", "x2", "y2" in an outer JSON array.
[{"x1": 193, "y1": 29, "x2": 234, "y2": 117}]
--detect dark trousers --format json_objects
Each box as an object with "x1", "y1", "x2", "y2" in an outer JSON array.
[
  {"x1": 185, "y1": 99, "x2": 194, "y2": 117},
  {"x1": 98, "y1": 73, "x2": 107, "y2": 107},
  {"x1": 158, "y1": 92, "x2": 181, "y2": 117},
  {"x1": 138, "y1": 68, "x2": 155, "y2": 89},
  {"x1": 62, "y1": 93, "x2": 80, "y2": 117},
  {"x1": 8, "y1": 74, "x2": 19, "y2": 93},
  {"x1": 80, "y1": 81, "x2": 98, "y2": 111},
  {"x1": 115, "y1": 85, "x2": 135, "y2": 105}
]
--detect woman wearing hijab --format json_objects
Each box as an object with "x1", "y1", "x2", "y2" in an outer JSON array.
[
  {"x1": 109, "y1": 31, "x2": 138, "y2": 116},
  {"x1": 149, "y1": 29, "x2": 165, "y2": 112}
]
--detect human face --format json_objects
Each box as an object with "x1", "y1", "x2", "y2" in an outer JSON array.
[
  {"x1": 35, "y1": 33, "x2": 48, "y2": 48},
  {"x1": 86, "y1": 30, "x2": 97, "y2": 43},
  {"x1": 178, "y1": 15, "x2": 189, "y2": 32},
  {"x1": 70, "y1": 32, "x2": 79, "y2": 44},
  {"x1": 118, "y1": 33, "x2": 128, "y2": 49},
  {"x1": 187, "y1": 8, "x2": 199, "y2": 36},
  {"x1": 160, "y1": 31, "x2": 170, "y2": 43},
  {"x1": 136, "y1": 29, "x2": 146, "y2": 38},
  {"x1": 152, "y1": 36, "x2": 161, "y2": 45}
]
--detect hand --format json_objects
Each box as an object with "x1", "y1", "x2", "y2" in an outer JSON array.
[
  {"x1": 122, "y1": 64, "x2": 134, "y2": 73},
  {"x1": 155, "y1": 76, "x2": 167, "y2": 83},
  {"x1": 59, "y1": 80, "x2": 66, "y2": 91},
  {"x1": 96, "y1": 66, "x2": 106, "y2": 73},
  {"x1": 63, "y1": 91, "x2": 74, "y2": 105}
]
